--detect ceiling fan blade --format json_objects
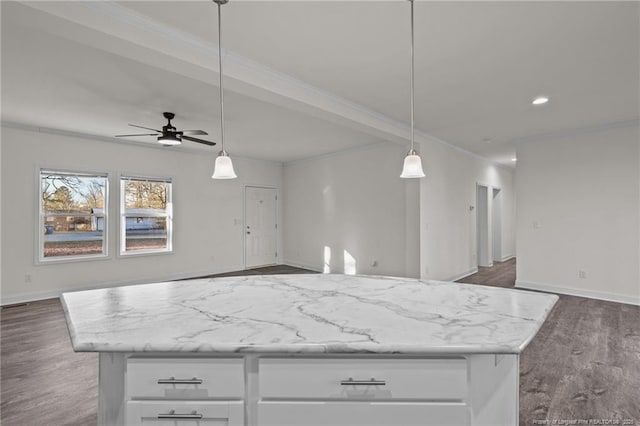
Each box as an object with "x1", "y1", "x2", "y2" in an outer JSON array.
[
  {"x1": 182, "y1": 135, "x2": 217, "y2": 146},
  {"x1": 115, "y1": 133, "x2": 159, "y2": 137},
  {"x1": 181, "y1": 130, "x2": 208, "y2": 136},
  {"x1": 128, "y1": 124, "x2": 162, "y2": 132}
]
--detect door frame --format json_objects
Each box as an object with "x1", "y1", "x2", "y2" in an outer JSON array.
[
  {"x1": 475, "y1": 181, "x2": 494, "y2": 268},
  {"x1": 475, "y1": 181, "x2": 503, "y2": 268},
  {"x1": 491, "y1": 186, "x2": 502, "y2": 262},
  {"x1": 243, "y1": 185, "x2": 279, "y2": 270}
]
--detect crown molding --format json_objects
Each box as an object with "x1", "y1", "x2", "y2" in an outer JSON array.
[{"x1": 513, "y1": 118, "x2": 639, "y2": 145}]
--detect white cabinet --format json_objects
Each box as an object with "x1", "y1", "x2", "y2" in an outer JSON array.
[
  {"x1": 122, "y1": 357, "x2": 245, "y2": 426},
  {"x1": 258, "y1": 401, "x2": 468, "y2": 426},
  {"x1": 99, "y1": 353, "x2": 518, "y2": 426},
  {"x1": 127, "y1": 357, "x2": 244, "y2": 399},
  {"x1": 257, "y1": 357, "x2": 469, "y2": 426},
  {"x1": 259, "y1": 358, "x2": 467, "y2": 401},
  {"x1": 126, "y1": 401, "x2": 244, "y2": 426}
]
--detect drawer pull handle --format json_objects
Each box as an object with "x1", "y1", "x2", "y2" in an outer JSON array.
[
  {"x1": 340, "y1": 377, "x2": 386, "y2": 386},
  {"x1": 157, "y1": 377, "x2": 203, "y2": 385},
  {"x1": 157, "y1": 410, "x2": 203, "y2": 420}
]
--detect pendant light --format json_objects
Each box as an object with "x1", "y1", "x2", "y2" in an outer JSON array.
[
  {"x1": 212, "y1": 0, "x2": 237, "y2": 179},
  {"x1": 400, "y1": 0, "x2": 426, "y2": 179}
]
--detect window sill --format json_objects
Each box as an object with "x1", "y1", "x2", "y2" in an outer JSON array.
[
  {"x1": 36, "y1": 253, "x2": 111, "y2": 266},
  {"x1": 118, "y1": 249, "x2": 174, "y2": 259}
]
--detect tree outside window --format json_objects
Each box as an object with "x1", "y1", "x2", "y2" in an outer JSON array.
[
  {"x1": 39, "y1": 170, "x2": 108, "y2": 261},
  {"x1": 120, "y1": 177, "x2": 172, "y2": 255}
]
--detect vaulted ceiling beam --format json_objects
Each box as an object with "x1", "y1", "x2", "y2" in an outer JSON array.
[{"x1": 18, "y1": 1, "x2": 480, "y2": 159}]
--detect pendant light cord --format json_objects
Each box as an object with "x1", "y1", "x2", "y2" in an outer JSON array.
[
  {"x1": 217, "y1": 1, "x2": 226, "y2": 154},
  {"x1": 410, "y1": 0, "x2": 415, "y2": 154}
]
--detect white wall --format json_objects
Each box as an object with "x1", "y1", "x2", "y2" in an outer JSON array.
[
  {"x1": 0, "y1": 125, "x2": 283, "y2": 304},
  {"x1": 419, "y1": 140, "x2": 516, "y2": 281},
  {"x1": 282, "y1": 139, "x2": 515, "y2": 282},
  {"x1": 515, "y1": 125, "x2": 640, "y2": 305},
  {"x1": 283, "y1": 143, "x2": 420, "y2": 278}
]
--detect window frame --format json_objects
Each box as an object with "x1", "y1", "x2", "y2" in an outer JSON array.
[
  {"x1": 118, "y1": 175, "x2": 173, "y2": 257},
  {"x1": 36, "y1": 167, "x2": 110, "y2": 264}
]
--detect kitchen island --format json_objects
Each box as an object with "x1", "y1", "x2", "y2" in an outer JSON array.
[{"x1": 62, "y1": 274, "x2": 558, "y2": 426}]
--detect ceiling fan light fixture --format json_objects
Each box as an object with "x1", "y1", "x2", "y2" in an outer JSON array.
[
  {"x1": 157, "y1": 134, "x2": 182, "y2": 146},
  {"x1": 212, "y1": 151, "x2": 237, "y2": 179},
  {"x1": 532, "y1": 96, "x2": 550, "y2": 105}
]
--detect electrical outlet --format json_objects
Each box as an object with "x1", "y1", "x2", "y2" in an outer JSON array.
[
  {"x1": 24, "y1": 274, "x2": 31, "y2": 283},
  {"x1": 533, "y1": 221, "x2": 541, "y2": 229},
  {"x1": 578, "y1": 270, "x2": 587, "y2": 279}
]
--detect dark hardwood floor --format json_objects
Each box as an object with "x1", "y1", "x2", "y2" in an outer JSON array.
[
  {"x1": 518, "y1": 295, "x2": 640, "y2": 424},
  {"x1": 190, "y1": 264, "x2": 318, "y2": 279},
  {"x1": 1, "y1": 298, "x2": 98, "y2": 426},
  {"x1": 1, "y1": 263, "x2": 638, "y2": 425},
  {"x1": 456, "y1": 257, "x2": 516, "y2": 287},
  {"x1": 459, "y1": 258, "x2": 640, "y2": 423}
]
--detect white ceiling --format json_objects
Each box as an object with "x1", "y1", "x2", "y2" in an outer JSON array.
[
  {"x1": 0, "y1": 3, "x2": 385, "y2": 162},
  {"x1": 2, "y1": 1, "x2": 639, "y2": 165}
]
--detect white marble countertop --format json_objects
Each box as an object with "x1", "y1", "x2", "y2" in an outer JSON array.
[{"x1": 61, "y1": 274, "x2": 558, "y2": 354}]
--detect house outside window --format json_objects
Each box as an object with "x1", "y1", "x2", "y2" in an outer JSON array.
[
  {"x1": 39, "y1": 169, "x2": 108, "y2": 262},
  {"x1": 120, "y1": 176, "x2": 173, "y2": 255}
]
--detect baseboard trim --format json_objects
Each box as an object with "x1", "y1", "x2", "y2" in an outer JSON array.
[
  {"x1": 0, "y1": 265, "x2": 246, "y2": 306},
  {"x1": 282, "y1": 259, "x2": 324, "y2": 273},
  {"x1": 516, "y1": 280, "x2": 640, "y2": 306},
  {"x1": 446, "y1": 268, "x2": 479, "y2": 282},
  {"x1": 499, "y1": 254, "x2": 515, "y2": 262}
]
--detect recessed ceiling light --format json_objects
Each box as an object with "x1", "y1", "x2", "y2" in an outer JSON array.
[
  {"x1": 532, "y1": 96, "x2": 549, "y2": 105},
  {"x1": 511, "y1": 157, "x2": 517, "y2": 162}
]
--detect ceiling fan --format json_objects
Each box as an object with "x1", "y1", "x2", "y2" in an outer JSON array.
[{"x1": 115, "y1": 112, "x2": 217, "y2": 147}]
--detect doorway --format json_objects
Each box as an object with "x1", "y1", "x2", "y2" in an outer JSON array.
[
  {"x1": 492, "y1": 188, "x2": 502, "y2": 262},
  {"x1": 245, "y1": 186, "x2": 277, "y2": 269},
  {"x1": 476, "y1": 184, "x2": 491, "y2": 267}
]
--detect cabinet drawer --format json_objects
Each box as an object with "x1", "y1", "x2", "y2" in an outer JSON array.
[
  {"x1": 127, "y1": 358, "x2": 244, "y2": 399},
  {"x1": 126, "y1": 401, "x2": 243, "y2": 426},
  {"x1": 259, "y1": 358, "x2": 466, "y2": 400},
  {"x1": 258, "y1": 401, "x2": 469, "y2": 426}
]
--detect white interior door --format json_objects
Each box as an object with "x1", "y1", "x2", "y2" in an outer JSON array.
[{"x1": 245, "y1": 187, "x2": 277, "y2": 269}]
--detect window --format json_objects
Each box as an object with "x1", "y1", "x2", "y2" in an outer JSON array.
[
  {"x1": 39, "y1": 169, "x2": 108, "y2": 261},
  {"x1": 120, "y1": 176, "x2": 172, "y2": 255}
]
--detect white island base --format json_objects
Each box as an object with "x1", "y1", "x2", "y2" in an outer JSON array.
[
  {"x1": 62, "y1": 274, "x2": 556, "y2": 426},
  {"x1": 98, "y1": 352, "x2": 519, "y2": 426}
]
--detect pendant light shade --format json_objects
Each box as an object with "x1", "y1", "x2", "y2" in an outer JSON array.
[
  {"x1": 400, "y1": 150, "x2": 426, "y2": 178},
  {"x1": 212, "y1": 152, "x2": 237, "y2": 179},
  {"x1": 212, "y1": 0, "x2": 237, "y2": 180},
  {"x1": 401, "y1": 0, "x2": 425, "y2": 179}
]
